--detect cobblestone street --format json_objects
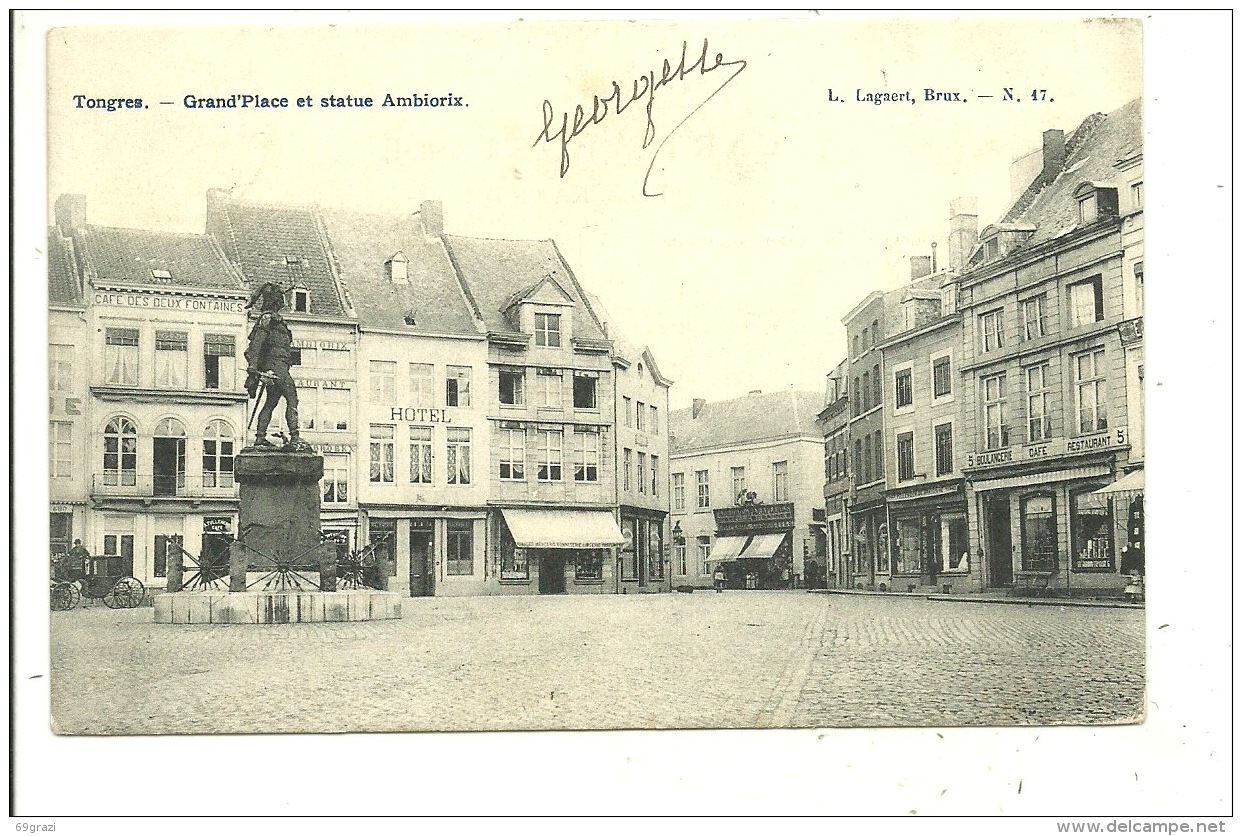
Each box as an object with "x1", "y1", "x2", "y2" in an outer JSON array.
[{"x1": 49, "y1": 592, "x2": 1144, "y2": 735}]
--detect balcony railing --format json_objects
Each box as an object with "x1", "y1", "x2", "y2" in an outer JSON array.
[{"x1": 91, "y1": 473, "x2": 240, "y2": 499}]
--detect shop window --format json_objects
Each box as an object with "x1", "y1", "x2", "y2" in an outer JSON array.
[
  {"x1": 773, "y1": 460, "x2": 789, "y2": 501},
  {"x1": 672, "y1": 472, "x2": 685, "y2": 511},
  {"x1": 104, "y1": 328, "x2": 140, "y2": 386},
  {"x1": 322, "y1": 454, "x2": 349, "y2": 503},
  {"x1": 537, "y1": 369, "x2": 563, "y2": 409},
  {"x1": 410, "y1": 426, "x2": 433, "y2": 484},
  {"x1": 1020, "y1": 493, "x2": 1058, "y2": 572},
  {"x1": 447, "y1": 428, "x2": 472, "y2": 485},
  {"x1": 1022, "y1": 295, "x2": 1048, "y2": 341},
  {"x1": 695, "y1": 470, "x2": 709, "y2": 508},
  {"x1": 202, "y1": 419, "x2": 235, "y2": 488},
  {"x1": 573, "y1": 430, "x2": 599, "y2": 483},
  {"x1": 499, "y1": 428, "x2": 525, "y2": 481},
  {"x1": 621, "y1": 520, "x2": 639, "y2": 580},
  {"x1": 894, "y1": 368, "x2": 913, "y2": 409},
  {"x1": 1071, "y1": 490, "x2": 1114, "y2": 570},
  {"x1": 499, "y1": 368, "x2": 525, "y2": 406},
  {"x1": 534, "y1": 312, "x2": 561, "y2": 347},
  {"x1": 892, "y1": 517, "x2": 922, "y2": 575},
  {"x1": 49, "y1": 512, "x2": 72, "y2": 558},
  {"x1": 1069, "y1": 277, "x2": 1105, "y2": 327},
  {"x1": 499, "y1": 524, "x2": 527, "y2": 580},
  {"x1": 370, "y1": 361, "x2": 397, "y2": 404},
  {"x1": 446, "y1": 520, "x2": 473, "y2": 575},
  {"x1": 50, "y1": 420, "x2": 73, "y2": 478},
  {"x1": 1074, "y1": 348, "x2": 1108, "y2": 434},
  {"x1": 932, "y1": 356, "x2": 952, "y2": 398},
  {"x1": 875, "y1": 521, "x2": 890, "y2": 574},
  {"x1": 445, "y1": 366, "x2": 472, "y2": 407},
  {"x1": 646, "y1": 521, "x2": 664, "y2": 580},
  {"x1": 979, "y1": 309, "x2": 1004, "y2": 352},
  {"x1": 409, "y1": 363, "x2": 434, "y2": 407},
  {"x1": 934, "y1": 423, "x2": 953, "y2": 476},
  {"x1": 575, "y1": 549, "x2": 603, "y2": 581},
  {"x1": 369, "y1": 425, "x2": 395, "y2": 483},
  {"x1": 369, "y1": 519, "x2": 398, "y2": 577},
  {"x1": 154, "y1": 331, "x2": 188, "y2": 388},
  {"x1": 537, "y1": 430, "x2": 562, "y2": 482},
  {"x1": 573, "y1": 373, "x2": 598, "y2": 410},
  {"x1": 203, "y1": 334, "x2": 236, "y2": 390},
  {"x1": 983, "y1": 373, "x2": 1009, "y2": 450},
  {"x1": 940, "y1": 513, "x2": 969, "y2": 572},
  {"x1": 50, "y1": 344, "x2": 74, "y2": 393}
]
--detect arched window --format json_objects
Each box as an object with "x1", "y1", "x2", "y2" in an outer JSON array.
[
  {"x1": 103, "y1": 417, "x2": 138, "y2": 487},
  {"x1": 153, "y1": 418, "x2": 187, "y2": 496},
  {"x1": 202, "y1": 420, "x2": 235, "y2": 489}
]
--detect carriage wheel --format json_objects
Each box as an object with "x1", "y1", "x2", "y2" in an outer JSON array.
[
  {"x1": 104, "y1": 576, "x2": 145, "y2": 609},
  {"x1": 51, "y1": 582, "x2": 79, "y2": 611}
]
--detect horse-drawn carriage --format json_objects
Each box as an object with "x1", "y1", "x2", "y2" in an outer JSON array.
[{"x1": 50, "y1": 553, "x2": 145, "y2": 611}]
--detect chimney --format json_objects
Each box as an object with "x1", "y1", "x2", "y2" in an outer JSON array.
[
  {"x1": 692, "y1": 398, "x2": 706, "y2": 418},
  {"x1": 420, "y1": 200, "x2": 444, "y2": 237},
  {"x1": 54, "y1": 194, "x2": 86, "y2": 235},
  {"x1": 1041, "y1": 128, "x2": 1066, "y2": 185},
  {"x1": 909, "y1": 255, "x2": 933, "y2": 280},
  {"x1": 206, "y1": 187, "x2": 231, "y2": 216},
  {"x1": 947, "y1": 197, "x2": 978, "y2": 273}
]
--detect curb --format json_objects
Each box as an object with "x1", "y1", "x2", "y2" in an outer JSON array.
[{"x1": 811, "y1": 588, "x2": 1144, "y2": 610}]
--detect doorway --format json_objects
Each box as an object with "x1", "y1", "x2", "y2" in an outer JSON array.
[
  {"x1": 152, "y1": 437, "x2": 186, "y2": 496},
  {"x1": 984, "y1": 495, "x2": 1013, "y2": 588},
  {"x1": 409, "y1": 525, "x2": 435, "y2": 597},
  {"x1": 538, "y1": 552, "x2": 566, "y2": 594}
]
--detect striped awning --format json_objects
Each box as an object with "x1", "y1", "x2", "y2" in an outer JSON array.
[
  {"x1": 970, "y1": 464, "x2": 1111, "y2": 493},
  {"x1": 500, "y1": 508, "x2": 626, "y2": 549},
  {"x1": 708, "y1": 535, "x2": 749, "y2": 562},
  {"x1": 740, "y1": 532, "x2": 788, "y2": 560}
]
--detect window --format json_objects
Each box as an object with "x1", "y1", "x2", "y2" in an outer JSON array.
[
  {"x1": 446, "y1": 520, "x2": 473, "y2": 575},
  {"x1": 1072, "y1": 489, "x2": 1114, "y2": 570},
  {"x1": 445, "y1": 366, "x2": 472, "y2": 407},
  {"x1": 321, "y1": 348, "x2": 350, "y2": 369},
  {"x1": 871, "y1": 365, "x2": 881, "y2": 410},
  {"x1": 896, "y1": 433, "x2": 915, "y2": 481},
  {"x1": 202, "y1": 419, "x2": 235, "y2": 488},
  {"x1": 322, "y1": 454, "x2": 349, "y2": 503},
  {"x1": 1131, "y1": 181, "x2": 1143, "y2": 210},
  {"x1": 892, "y1": 517, "x2": 923, "y2": 575},
  {"x1": 152, "y1": 418, "x2": 186, "y2": 497},
  {"x1": 203, "y1": 334, "x2": 236, "y2": 390},
  {"x1": 870, "y1": 320, "x2": 878, "y2": 345},
  {"x1": 291, "y1": 288, "x2": 310, "y2": 313},
  {"x1": 410, "y1": 426, "x2": 433, "y2": 484},
  {"x1": 731, "y1": 466, "x2": 746, "y2": 502},
  {"x1": 447, "y1": 428, "x2": 472, "y2": 485},
  {"x1": 102, "y1": 416, "x2": 137, "y2": 486},
  {"x1": 1026, "y1": 363, "x2": 1053, "y2": 443},
  {"x1": 621, "y1": 520, "x2": 638, "y2": 580},
  {"x1": 370, "y1": 361, "x2": 396, "y2": 404},
  {"x1": 537, "y1": 430, "x2": 562, "y2": 482},
  {"x1": 852, "y1": 335, "x2": 860, "y2": 358},
  {"x1": 50, "y1": 421, "x2": 72, "y2": 478},
  {"x1": 980, "y1": 310, "x2": 1004, "y2": 352},
  {"x1": 1134, "y1": 262, "x2": 1144, "y2": 313},
  {"x1": 575, "y1": 549, "x2": 603, "y2": 581},
  {"x1": 1022, "y1": 295, "x2": 1048, "y2": 341},
  {"x1": 369, "y1": 425, "x2": 395, "y2": 483},
  {"x1": 368, "y1": 519, "x2": 397, "y2": 577},
  {"x1": 695, "y1": 470, "x2": 710, "y2": 509},
  {"x1": 852, "y1": 378, "x2": 861, "y2": 416},
  {"x1": 495, "y1": 428, "x2": 524, "y2": 481},
  {"x1": 637, "y1": 452, "x2": 646, "y2": 493},
  {"x1": 1069, "y1": 277, "x2": 1105, "y2": 327},
  {"x1": 940, "y1": 513, "x2": 969, "y2": 572},
  {"x1": 861, "y1": 372, "x2": 870, "y2": 411},
  {"x1": 574, "y1": 430, "x2": 599, "y2": 483},
  {"x1": 985, "y1": 237, "x2": 1000, "y2": 260},
  {"x1": 932, "y1": 356, "x2": 952, "y2": 398},
  {"x1": 672, "y1": 472, "x2": 685, "y2": 511},
  {"x1": 635, "y1": 401, "x2": 645, "y2": 430},
  {"x1": 894, "y1": 368, "x2": 913, "y2": 409},
  {"x1": 499, "y1": 523, "x2": 527, "y2": 580},
  {"x1": 1077, "y1": 192, "x2": 1098, "y2": 224},
  {"x1": 534, "y1": 312, "x2": 561, "y2": 347},
  {"x1": 853, "y1": 439, "x2": 863, "y2": 484},
  {"x1": 650, "y1": 455, "x2": 659, "y2": 496},
  {"x1": 1021, "y1": 493, "x2": 1058, "y2": 571},
  {"x1": 409, "y1": 363, "x2": 434, "y2": 407},
  {"x1": 934, "y1": 422, "x2": 953, "y2": 476},
  {"x1": 153, "y1": 331, "x2": 188, "y2": 388},
  {"x1": 573, "y1": 373, "x2": 598, "y2": 409},
  {"x1": 622, "y1": 448, "x2": 632, "y2": 491},
  {"x1": 650, "y1": 405, "x2": 659, "y2": 435},
  {"x1": 1074, "y1": 348, "x2": 1108, "y2": 434},
  {"x1": 104, "y1": 328, "x2": 140, "y2": 386},
  {"x1": 698, "y1": 536, "x2": 711, "y2": 576},
  {"x1": 675, "y1": 544, "x2": 687, "y2": 576},
  {"x1": 861, "y1": 327, "x2": 869, "y2": 348},
  {"x1": 537, "y1": 369, "x2": 563, "y2": 409},
  {"x1": 499, "y1": 368, "x2": 525, "y2": 406},
  {"x1": 50, "y1": 344, "x2": 74, "y2": 393},
  {"x1": 321, "y1": 387, "x2": 350, "y2": 430},
  {"x1": 862, "y1": 434, "x2": 872, "y2": 483},
  {"x1": 773, "y1": 460, "x2": 789, "y2": 502},
  {"x1": 983, "y1": 374, "x2": 1009, "y2": 450},
  {"x1": 101, "y1": 530, "x2": 135, "y2": 578},
  {"x1": 623, "y1": 396, "x2": 632, "y2": 427}
]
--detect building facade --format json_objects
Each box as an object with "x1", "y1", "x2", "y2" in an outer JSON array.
[
  {"x1": 669, "y1": 390, "x2": 825, "y2": 590},
  {"x1": 817, "y1": 361, "x2": 850, "y2": 589}
]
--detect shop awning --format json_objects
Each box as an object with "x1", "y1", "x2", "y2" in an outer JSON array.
[
  {"x1": 1094, "y1": 469, "x2": 1144, "y2": 494},
  {"x1": 708, "y1": 535, "x2": 750, "y2": 562},
  {"x1": 970, "y1": 464, "x2": 1111, "y2": 493},
  {"x1": 500, "y1": 508, "x2": 627, "y2": 549},
  {"x1": 740, "y1": 532, "x2": 788, "y2": 560}
]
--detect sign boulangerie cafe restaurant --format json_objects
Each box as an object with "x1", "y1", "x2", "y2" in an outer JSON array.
[{"x1": 707, "y1": 501, "x2": 796, "y2": 590}]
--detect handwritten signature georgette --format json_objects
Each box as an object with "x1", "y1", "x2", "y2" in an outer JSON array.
[{"x1": 533, "y1": 38, "x2": 748, "y2": 196}]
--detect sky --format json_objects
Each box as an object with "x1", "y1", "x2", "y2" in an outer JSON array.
[{"x1": 40, "y1": 14, "x2": 1143, "y2": 409}]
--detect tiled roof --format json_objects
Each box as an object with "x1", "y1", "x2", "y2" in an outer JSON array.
[
  {"x1": 1002, "y1": 99, "x2": 1142, "y2": 249},
  {"x1": 441, "y1": 235, "x2": 608, "y2": 341},
  {"x1": 316, "y1": 208, "x2": 480, "y2": 335},
  {"x1": 47, "y1": 228, "x2": 82, "y2": 305},
  {"x1": 209, "y1": 200, "x2": 347, "y2": 316},
  {"x1": 78, "y1": 225, "x2": 245, "y2": 291},
  {"x1": 669, "y1": 390, "x2": 825, "y2": 454}
]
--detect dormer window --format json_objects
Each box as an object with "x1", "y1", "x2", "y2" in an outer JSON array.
[
  {"x1": 985, "y1": 238, "x2": 1000, "y2": 261},
  {"x1": 292, "y1": 289, "x2": 310, "y2": 312},
  {"x1": 941, "y1": 286, "x2": 956, "y2": 314},
  {"x1": 535, "y1": 312, "x2": 561, "y2": 347},
  {"x1": 1073, "y1": 182, "x2": 1119, "y2": 226},
  {"x1": 150, "y1": 268, "x2": 173, "y2": 284},
  {"x1": 387, "y1": 252, "x2": 409, "y2": 283},
  {"x1": 1078, "y1": 192, "x2": 1098, "y2": 224},
  {"x1": 284, "y1": 256, "x2": 301, "y2": 266}
]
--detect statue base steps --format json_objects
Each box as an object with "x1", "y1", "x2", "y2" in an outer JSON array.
[{"x1": 153, "y1": 590, "x2": 402, "y2": 624}]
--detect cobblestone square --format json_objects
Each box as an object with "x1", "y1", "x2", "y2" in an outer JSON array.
[{"x1": 50, "y1": 592, "x2": 1144, "y2": 735}]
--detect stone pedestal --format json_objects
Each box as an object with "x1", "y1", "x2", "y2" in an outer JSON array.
[{"x1": 230, "y1": 450, "x2": 333, "y2": 588}]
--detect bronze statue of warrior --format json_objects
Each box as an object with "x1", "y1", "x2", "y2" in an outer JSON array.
[{"x1": 244, "y1": 282, "x2": 308, "y2": 451}]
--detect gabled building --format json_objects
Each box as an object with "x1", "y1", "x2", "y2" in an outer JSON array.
[
  {"x1": 48, "y1": 225, "x2": 90, "y2": 560},
  {"x1": 669, "y1": 390, "x2": 825, "y2": 590},
  {"x1": 957, "y1": 99, "x2": 1143, "y2": 594}
]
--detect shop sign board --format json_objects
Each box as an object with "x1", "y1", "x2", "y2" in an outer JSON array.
[{"x1": 968, "y1": 427, "x2": 1128, "y2": 468}]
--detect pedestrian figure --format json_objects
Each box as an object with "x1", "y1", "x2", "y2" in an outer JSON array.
[
  {"x1": 67, "y1": 538, "x2": 90, "y2": 581},
  {"x1": 244, "y1": 282, "x2": 310, "y2": 452},
  {"x1": 713, "y1": 564, "x2": 725, "y2": 593}
]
